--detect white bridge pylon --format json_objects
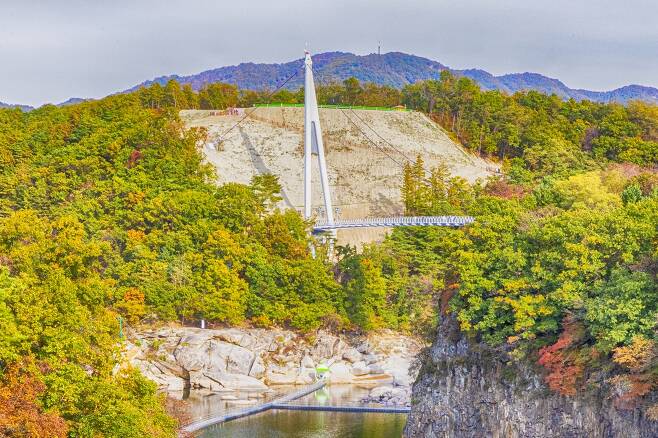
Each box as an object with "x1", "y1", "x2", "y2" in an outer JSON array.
[{"x1": 304, "y1": 51, "x2": 334, "y2": 235}]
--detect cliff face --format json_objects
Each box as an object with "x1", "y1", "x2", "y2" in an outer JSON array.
[{"x1": 404, "y1": 316, "x2": 658, "y2": 438}]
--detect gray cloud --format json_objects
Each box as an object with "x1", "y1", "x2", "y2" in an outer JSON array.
[{"x1": 1, "y1": 0, "x2": 657, "y2": 106}]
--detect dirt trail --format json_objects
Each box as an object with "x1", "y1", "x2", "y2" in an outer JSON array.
[{"x1": 181, "y1": 107, "x2": 493, "y2": 246}]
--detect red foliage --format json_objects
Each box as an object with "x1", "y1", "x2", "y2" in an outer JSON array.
[
  {"x1": 485, "y1": 178, "x2": 526, "y2": 199},
  {"x1": 612, "y1": 375, "x2": 654, "y2": 410},
  {"x1": 537, "y1": 319, "x2": 584, "y2": 396},
  {"x1": 126, "y1": 149, "x2": 143, "y2": 168},
  {"x1": 0, "y1": 361, "x2": 68, "y2": 437},
  {"x1": 607, "y1": 162, "x2": 645, "y2": 179}
]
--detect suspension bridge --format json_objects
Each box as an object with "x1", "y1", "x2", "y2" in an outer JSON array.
[{"x1": 218, "y1": 50, "x2": 475, "y2": 237}]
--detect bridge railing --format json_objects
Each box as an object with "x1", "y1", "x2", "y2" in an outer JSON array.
[{"x1": 313, "y1": 215, "x2": 475, "y2": 231}]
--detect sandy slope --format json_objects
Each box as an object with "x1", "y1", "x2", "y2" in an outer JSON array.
[{"x1": 181, "y1": 107, "x2": 493, "y2": 246}]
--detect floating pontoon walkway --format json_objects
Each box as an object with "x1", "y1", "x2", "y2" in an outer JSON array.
[
  {"x1": 179, "y1": 380, "x2": 412, "y2": 435},
  {"x1": 271, "y1": 403, "x2": 410, "y2": 414},
  {"x1": 313, "y1": 215, "x2": 475, "y2": 231},
  {"x1": 180, "y1": 381, "x2": 326, "y2": 434}
]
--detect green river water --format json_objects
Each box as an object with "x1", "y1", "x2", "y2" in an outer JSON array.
[
  {"x1": 185, "y1": 385, "x2": 407, "y2": 437},
  {"x1": 199, "y1": 410, "x2": 407, "y2": 437}
]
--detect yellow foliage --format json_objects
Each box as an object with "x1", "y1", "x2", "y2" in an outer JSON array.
[
  {"x1": 612, "y1": 336, "x2": 655, "y2": 371},
  {"x1": 116, "y1": 287, "x2": 146, "y2": 324},
  {"x1": 554, "y1": 171, "x2": 621, "y2": 210},
  {"x1": 127, "y1": 191, "x2": 146, "y2": 205},
  {"x1": 126, "y1": 229, "x2": 145, "y2": 242}
]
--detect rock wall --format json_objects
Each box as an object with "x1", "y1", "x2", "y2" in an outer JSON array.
[
  {"x1": 404, "y1": 317, "x2": 658, "y2": 438},
  {"x1": 124, "y1": 327, "x2": 422, "y2": 397}
]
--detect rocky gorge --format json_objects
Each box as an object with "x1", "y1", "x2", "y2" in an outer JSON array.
[
  {"x1": 123, "y1": 326, "x2": 422, "y2": 408},
  {"x1": 404, "y1": 316, "x2": 658, "y2": 438}
]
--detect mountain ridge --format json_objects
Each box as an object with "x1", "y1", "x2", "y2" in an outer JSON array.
[
  {"x1": 129, "y1": 51, "x2": 658, "y2": 104},
  {"x1": 3, "y1": 51, "x2": 658, "y2": 109},
  {"x1": 0, "y1": 101, "x2": 34, "y2": 111}
]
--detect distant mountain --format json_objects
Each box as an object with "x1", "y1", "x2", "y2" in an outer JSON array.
[
  {"x1": 0, "y1": 97, "x2": 90, "y2": 112},
  {"x1": 130, "y1": 51, "x2": 658, "y2": 104},
  {"x1": 57, "y1": 97, "x2": 90, "y2": 107},
  {"x1": 128, "y1": 52, "x2": 447, "y2": 93},
  {"x1": 0, "y1": 101, "x2": 34, "y2": 111}
]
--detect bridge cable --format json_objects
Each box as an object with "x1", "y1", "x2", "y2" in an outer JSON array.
[
  {"x1": 347, "y1": 107, "x2": 415, "y2": 163},
  {"x1": 311, "y1": 67, "x2": 410, "y2": 169},
  {"x1": 340, "y1": 108, "x2": 435, "y2": 183},
  {"x1": 312, "y1": 67, "x2": 441, "y2": 187}
]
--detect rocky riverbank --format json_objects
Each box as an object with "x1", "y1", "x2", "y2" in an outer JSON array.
[
  {"x1": 123, "y1": 326, "x2": 422, "y2": 406},
  {"x1": 404, "y1": 316, "x2": 658, "y2": 438}
]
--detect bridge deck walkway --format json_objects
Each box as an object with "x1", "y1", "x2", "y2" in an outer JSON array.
[{"x1": 313, "y1": 215, "x2": 474, "y2": 231}]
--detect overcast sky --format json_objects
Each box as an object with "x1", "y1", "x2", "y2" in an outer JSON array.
[{"x1": 2, "y1": 0, "x2": 657, "y2": 106}]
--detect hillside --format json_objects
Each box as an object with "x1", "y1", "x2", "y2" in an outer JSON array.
[
  {"x1": 181, "y1": 107, "x2": 492, "y2": 245},
  {"x1": 133, "y1": 51, "x2": 658, "y2": 104}
]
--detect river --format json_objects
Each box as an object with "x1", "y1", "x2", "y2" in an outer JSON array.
[{"x1": 184, "y1": 385, "x2": 407, "y2": 437}]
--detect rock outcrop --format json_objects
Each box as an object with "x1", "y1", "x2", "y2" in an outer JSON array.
[
  {"x1": 124, "y1": 326, "x2": 422, "y2": 398},
  {"x1": 404, "y1": 316, "x2": 658, "y2": 438}
]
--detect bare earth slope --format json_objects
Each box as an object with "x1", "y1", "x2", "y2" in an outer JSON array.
[{"x1": 181, "y1": 107, "x2": 492, "y2": 245}]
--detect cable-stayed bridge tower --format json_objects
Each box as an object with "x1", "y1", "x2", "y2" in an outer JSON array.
[{"x1": 303, "y1": 51, "x2": 335, "y2": 233}]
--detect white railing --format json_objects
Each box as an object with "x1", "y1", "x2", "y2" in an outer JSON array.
[{"x1": 313, "y1": 216, "x2": 474, "y2": 231}]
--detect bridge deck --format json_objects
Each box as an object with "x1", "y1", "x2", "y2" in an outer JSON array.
[
  {"x1": 271, "y1": 403, "x2": 410, "y2": 413},
  {"x1": 313, "y1": 215, "x2": 474, "y2": 231}
]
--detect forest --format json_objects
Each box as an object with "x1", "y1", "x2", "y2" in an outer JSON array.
[
  {"x1": 139, "y1": 72, "x2": 657, "y2": 167},
  {"x1": 0, "y1": 73, "x2": 656, "y2": 435}
]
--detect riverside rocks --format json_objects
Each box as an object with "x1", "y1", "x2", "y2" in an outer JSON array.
[
  {"x1": 125, "y1": 327, "x2": 422, "y2": 402},
  {"x1": 362, "y1": 385, "x2": 411, "y2": 407}
]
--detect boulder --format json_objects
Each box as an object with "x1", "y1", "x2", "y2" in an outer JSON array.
[
  {"x1": 179, "y1": 332, "x2": 213, "y2": 346},
  {"x1": 206, "y1": 340, "x2": 255, "y2": 375},
  {"x1": 153, "y1": 360, "x2": 188, "y2": 379},
  {"x1": 295, "y1": 368, "x2": 315, "y2": 385},
  {"x1": 189, "y1": 370, "x2": 222, "y2": 391},
  {"x1": 351, "y1": 361, "x2": 370, "y2": 376},
  {"x1": 334, "y1": 339, "x2": 348, "y2": 357},
  {"x1": 136, "y1": 361, "x2": 167, "y2": 385},
  {"x1": 204, "y1": 372, "x2": 268, "y2": 391},
  {"x1": 356, "y1": 341, "x2": 371, "y2": 354},
  {"x1": 329, "y1": 361, "x2": 353, "y2": 384},
  {"x1": 265, "y1": 369, "x2": 298, "y2": 385},
  {"x1": 215, "y1": 328, "x2": 255, "y2": 349},
  {"x1": 379, "y1": 355, "x2": 414, "y2": 386},
  {"x1": 174, "y1": 339, "x2": 209, "y2": 372},
  {"x1": 301, "y1": 355, "x2": 315, "y2": 369},
  {"x1": 161, "y1": 375, "x2": 186, "y2": 391},
  {"x1": 370, "y1": 385, "x2": 394, "y2": 399},
  {"x1": 249, "y1": 356, "x2": 266, "y2": 379},
  {"x1": 363, "y1": 353, "x2": 379, "y2": 365},
  {"x1": 226, "y1": 346, "x2": 255, "y2": 375},
  {"x1": 311, "y1": 333, "x2": 339, "y2": 360},
  {"x1": 353, "y1": 373, "x2": 394, "y2": 387},
  {"x1": 342, "y1": 348, "x2": 362, "y2": 363},
  {"x1": 369, "y1": 364, "x2": 385, "y2": 375}
]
